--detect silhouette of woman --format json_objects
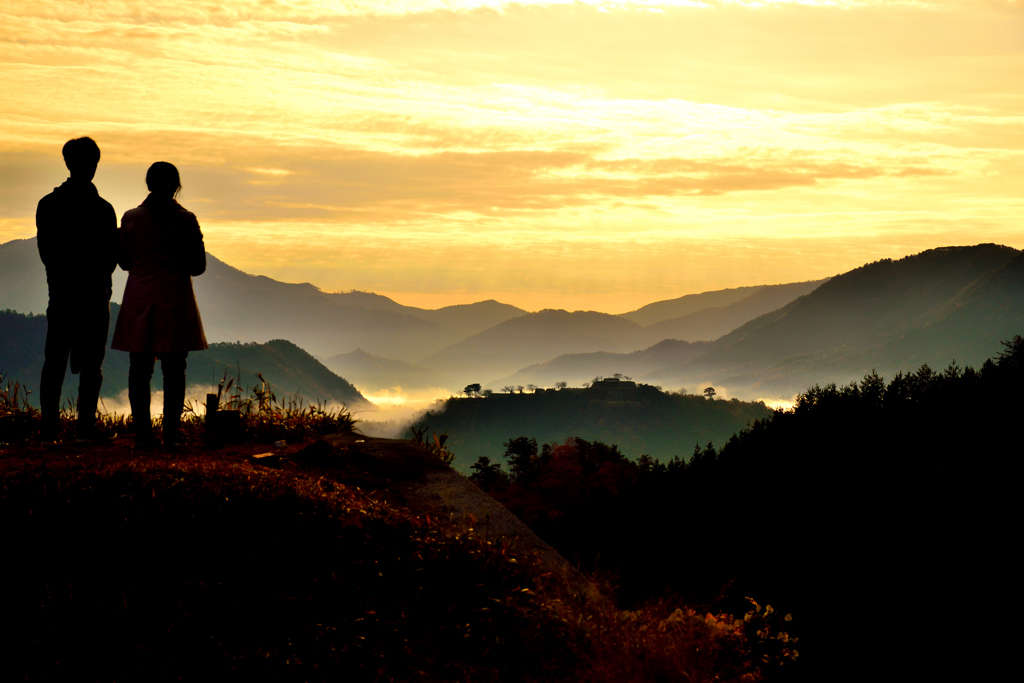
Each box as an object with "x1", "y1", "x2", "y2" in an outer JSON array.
[{"x1": 112, "y1": 162, "x2": 207, "y2": 447}]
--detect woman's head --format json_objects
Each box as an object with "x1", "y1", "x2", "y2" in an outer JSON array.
[{"x1": 146, "y1": 161, "x2": 182, "y2": 198}]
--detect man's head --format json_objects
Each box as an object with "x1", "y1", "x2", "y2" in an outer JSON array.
[{"x1": 62, "y1": 137, "x2": 101, "y2": 181}]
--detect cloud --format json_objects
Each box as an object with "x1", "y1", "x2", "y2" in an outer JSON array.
[
  {"x1": 1, "y1": 0, "x2": 1021, "y2": 313},
  {"x1": 0, "y1": 139, "x2": 948, "y2": 223}
]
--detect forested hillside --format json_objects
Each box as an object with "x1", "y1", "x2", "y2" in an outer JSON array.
[
  {"x1": 409, "y1": 380, "x2": 771, "y2": 473},
  {"x1": 469, "y1": 337, "x2": 1023, "y2": 682}
]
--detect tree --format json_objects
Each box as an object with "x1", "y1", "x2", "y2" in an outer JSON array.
[
  {"x1": 997, "y1": 335, "x2": 1024, "y2": 370},
  {"x1": 860, "y1": 370, "x2": 885, "y2": 408},
  {"x1": 703, "y1": 387, "x2": 717, "y2": 400},
  {"x1": 503, "y1": 436, "x2": 538, "y2": 483},
  {"x1": 469, "y1": 455, "x2": 507, "y2": 490},
  {"x1": 555, "y1": 381, "x2": 567, "y2": 390},
  {"x1": 515, "y1": 385, "x2": 524, "y2": 394},
  {"x1": 526, "y1": 384, "x2": 538, "y2": 393},
  {"x1": 501, "y1": 386, "x2": 514, "y2": 394},
  {"x1": 463, "y1": 383, "x2": 482, "y2": 397}
]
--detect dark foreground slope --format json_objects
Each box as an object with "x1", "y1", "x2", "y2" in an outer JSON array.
[
  {"x1": 0, "y1": 432, "x2": 777, "y2": 682},
  {"x1": 0, "y1": 307, "x2": 372, "y2": 409},
  {"x1": 0, "y1": 443, "x2": 569, "y2": 681},
  {"x1": 411, "y1": 382, "x2": 772, "y2": 473}
]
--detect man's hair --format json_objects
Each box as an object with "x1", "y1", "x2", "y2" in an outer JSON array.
[
  {"x1": 62, "y1": 137, "x2": 101, "y2": 171},
  {"x1": 146, "y1": 161, "x2": 182, "y2": 197}
]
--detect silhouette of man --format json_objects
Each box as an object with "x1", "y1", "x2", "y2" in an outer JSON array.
[{"x1": 36, "y1": 137, "x2": 117, "y2": 440}]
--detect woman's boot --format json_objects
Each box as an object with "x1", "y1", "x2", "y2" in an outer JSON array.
[
  {"x1": 161, "y1": 353, "x2": 188, "y2": 448},
  {"x1": 129, "y1": 352, "x2": 159, "y2": 447}
]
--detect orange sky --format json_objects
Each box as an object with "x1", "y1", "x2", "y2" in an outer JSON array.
[{"x1": 2, "y1": 0, "x2": 1022, "y2": 312}]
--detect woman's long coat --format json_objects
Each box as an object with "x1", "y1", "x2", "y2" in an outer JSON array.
[{"x1": 112, "y1": 195, "x2": 208, "y2": 353}]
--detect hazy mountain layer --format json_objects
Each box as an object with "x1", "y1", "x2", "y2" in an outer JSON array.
[
  {"x1": 423, "y1": 281, "x2": 828, "y2": 388},
  {"x1": 419, "y1": 309, "x2": 650, "y2": 386},
  {"x1": 492, "y1": 339, "x2": 711, "y2": 390},
  {"x1": 11, "y1": 236, "x2": 1017, "y2": 403},
  {"x1": 411, "y1": 383, "x2": 772, "y2": 473},
  {"x1": 642, "y1": 280, "x2": 826, "y2": 342},
  {"x1": 618, "y1": 285, "x2": 763, "y2": 326},
  {"x1": 411, "y1": 301, "x2": 527, "y2": 337},
  {"x1": 324, "y1": 349, "x2": 451, "y2": 392},
  {"x1": 0, "y1": 238, "x2": 528, "y2": 360},
  {"x1": 0, "y1": 237, "x2": 127, "y2": 315},
  {"x1": 647, "y1": 244, "x2": 1023, "y2": 396},
  {"x1": 0, "y1": 307, "x2": 372, "y2": 410},
  {"x1": 4, "y1": 238, "x2": 821, "y2": 388},
  {"x1": 193, "y1": 256, "x2": 459, "y2": 359}
]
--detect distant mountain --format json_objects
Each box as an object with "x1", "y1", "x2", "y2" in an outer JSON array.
[
  {"x1": 0, "y1": 237, "x2": 527, "y2": 360},
  {"x1": 410, "y1": 381, "x2": 773, "y2": 473},
  {"x1": 419, "y1": 310, "x2": 649, "y2": 386},
  {"x1": 4, "y1": 237, "x2": 829, "y2": 386},
  {"x1": 412, "y1": 301, "x2": 527, "y2": 338},
  {"x1": 642, "y1": 280, "x2": 826, "y2": 342},
  {"x1": 192, "y1": 256, "x2": 459, "y2": 359},
  {"x1": 647, "y1": 244, "x2": 1024, "y2": 396},
  {"x1": 0, "y1": 237, "x2": 127, "y2": 314},
  {"x1": 0, "y1": 306, "x2": 372, "y2": 410},
  {"x1": 439, "y1": 282, "x2": 827, "y2": 388},
  {"x1": 876, "y1": 250, "x2": 1024, "y2": 370},
  {"x1": 619, "y1": 285, "x2": 764, "y2": 326},
  {"x1": 492, "y1": 339, "x2": 711, "y2": 390},
  {"x1": 190, "y1": 340, "x2": 374, "y2": 410},
  {"x1": 323, "y1": 349, "x2": 452, "y2": 392}
]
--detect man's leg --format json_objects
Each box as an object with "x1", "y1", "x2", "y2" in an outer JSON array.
[
  {"x1": 129, "y1": 351, "x2": 156, "y2": 443},
  {"x1": 74, "y1": 301, "x2": 110, "y2": 438},
  {"x1": 40, "y1": 305, "x2": 73, "y2": 438},
  {"x1": 160, "y1": 352, "x2": 188, "y2": 445}
]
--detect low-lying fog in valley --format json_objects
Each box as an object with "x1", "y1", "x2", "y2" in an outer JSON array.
[{"x1": 352, "y1": 386, "x2": 457, "y2": 439}]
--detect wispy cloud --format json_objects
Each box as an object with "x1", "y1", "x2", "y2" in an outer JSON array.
[{"x1": 1, "y1": 0, "x2": 1021, "y2": 310}]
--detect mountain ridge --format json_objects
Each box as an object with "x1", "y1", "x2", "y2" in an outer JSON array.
[
  {"x1": 0, "y1": 306, "x2": 373, "y2": 410},
  {"x1": 646, "y1": 244, "x2": 1023, "y2": 395}
]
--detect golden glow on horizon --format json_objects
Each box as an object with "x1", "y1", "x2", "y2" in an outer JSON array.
[{"x1": 1, "y1": 0, "x2": 1021, "y2": 312}]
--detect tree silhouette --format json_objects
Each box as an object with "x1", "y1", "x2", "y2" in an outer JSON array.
[
  {"x1": 502, "y1": 436, "x2": 538, "y2": 483},
  {"x1": 703, "y1": 387, "x2": 716, "y2": 400},
  {"x1": 469, "y1": 455, "x2": 507, "y2": 489},
  {"x1": 463, "y1": 383, "x2": 482, "y2": 397}
]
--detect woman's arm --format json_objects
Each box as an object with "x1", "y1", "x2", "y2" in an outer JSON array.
[
  {"x1": 184, "y1": 212, "x2": 206, "y2": 277},
  {"x1": 116, "y1": 212, "x2": 133, "y2": 271}
]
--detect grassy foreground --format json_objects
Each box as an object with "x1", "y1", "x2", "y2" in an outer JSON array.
[{"x1": 0, "y1": 396, "x2": 775, "y2": 682}]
